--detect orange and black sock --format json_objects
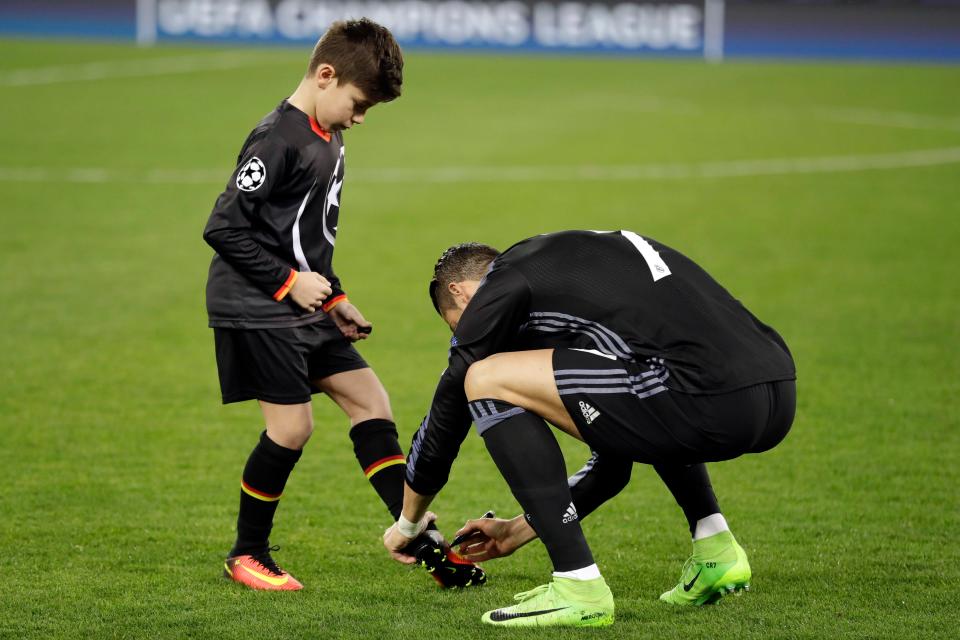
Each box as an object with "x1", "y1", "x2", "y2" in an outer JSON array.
[
  {"x1": 230, "y1": 430, "x2": 302, "y2": 557},
  {"x1": 349, "y1": 419, "x2": 406, "y2": 520}
]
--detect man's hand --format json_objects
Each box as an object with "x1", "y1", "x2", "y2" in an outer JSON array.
[
  {"x1": 383, "y1": 511, "x2": 437, "y2": 565},
  {"x1": 329, "y1": 301, "x2": 372, "y2": 341},
  {"x1": 453, "y1": 515, "x2": 538, "y2": 562},
  {"x1": 289, "y1": 272, "x2": 332, "y2": 312}
]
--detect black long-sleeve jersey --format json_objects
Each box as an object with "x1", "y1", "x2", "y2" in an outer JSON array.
[
  {"x1": 204, "y1": 100, "x2": 348, "y2": 328},
  {"x1": 406, "y1": 230, "x2": 796, "y2": 496}
]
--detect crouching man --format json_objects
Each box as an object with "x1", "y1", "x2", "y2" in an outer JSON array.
[{"x1": 384, "y1": 231, "x2": 795, "y2": 627}]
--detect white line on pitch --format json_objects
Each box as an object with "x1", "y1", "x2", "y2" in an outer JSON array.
[
  {"x1": 0, "y1": 53, "x2": 287, "y2": 87},
  {"x1": 1, "y1": 147, "x2": 958, "y2": 185},
  {"x1": 354, "y1": 147, "x2": 960, "y2": 182},
  {"x1": 815, "y1": 107, "x2": 960, "y2": 133}
]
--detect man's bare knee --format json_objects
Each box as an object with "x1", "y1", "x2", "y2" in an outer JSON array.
[{"x1": 465, "y1": 358, "x2": 501, "y2": 400}]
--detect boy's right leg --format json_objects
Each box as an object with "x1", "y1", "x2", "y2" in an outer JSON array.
[{"x1": 224, "y1": 401, "x2": 313, "y2": 591}]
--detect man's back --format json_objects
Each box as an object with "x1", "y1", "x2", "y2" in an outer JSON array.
[{"x1": 493, "y1": 230, "x2": 795, "y2": 394}]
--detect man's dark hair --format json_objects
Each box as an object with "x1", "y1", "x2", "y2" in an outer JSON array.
[
  {"x1": 307, "y1": 18, "x2": 403, "y2": 104},
  {"x1": 429, "y1": 243, "x2": 500, "y2": 314}
]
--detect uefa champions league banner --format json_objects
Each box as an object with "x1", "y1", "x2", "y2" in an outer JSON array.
[
  {"x1": 138, "y1": 0, "x2": 721, "y2": 56},
  {"x1": 2, "y1": 1, "x2": 958, "y2": 61}
]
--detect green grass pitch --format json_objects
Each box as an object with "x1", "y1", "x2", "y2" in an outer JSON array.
[{"x1": 0, "y1": 38, "x2": 958, "y2": 638}]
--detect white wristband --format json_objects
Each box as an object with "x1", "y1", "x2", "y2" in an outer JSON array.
[{"x1": 396, "y1": 514, "x2": 426, "y2": 539}]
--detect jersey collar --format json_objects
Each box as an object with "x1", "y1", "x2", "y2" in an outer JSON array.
[{"x1": 308, "y1": 116, "x2": 332, "y2": 142}]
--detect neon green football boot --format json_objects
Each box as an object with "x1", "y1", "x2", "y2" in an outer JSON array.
[
  {"x1": 659, "y1": 531, "x2": 751, "y2": 606},
  {"x1": 481, "y1": 575, "x2": 615, "y2": 628}
]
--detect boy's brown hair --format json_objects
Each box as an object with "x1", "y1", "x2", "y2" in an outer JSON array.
[{"x1": 307, "y1": 18, "x2": 404, "y2": 104}]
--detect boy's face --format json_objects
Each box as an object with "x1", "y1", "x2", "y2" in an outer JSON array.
[{"x1": 312, "y1": 64, "x2": 374, "y2": 131}]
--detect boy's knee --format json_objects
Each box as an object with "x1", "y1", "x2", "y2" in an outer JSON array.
[
  {"x1": 266, "y1": 414, "x2": 314, "y2": 450},
  {"x1": 295, "y1": 416, "x2": 314, "y2": 442},
  {"x1": 348, "y1": 407, "x2": 393, "y2": 424},
  {"x1": 350, "y1": 389, "x2": 393, "y2": 424}
]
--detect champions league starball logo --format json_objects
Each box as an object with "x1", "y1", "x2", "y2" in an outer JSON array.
[{"x1": 236, "y1": 157, "x2": 266, "y2": 192}]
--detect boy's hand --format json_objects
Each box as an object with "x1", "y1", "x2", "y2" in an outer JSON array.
[
  {"x1": 329, "y1": 302, "x2": 372, "y2": 341},
  {"x1": 289, "y1": 272, "x2": 332, "y2": 312}
]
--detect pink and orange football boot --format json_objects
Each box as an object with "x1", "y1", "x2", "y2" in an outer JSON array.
[{"x1": 223, "y1": 546, "x2": 303, "y2": 591}]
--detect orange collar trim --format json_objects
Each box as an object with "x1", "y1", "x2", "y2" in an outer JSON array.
[{"x1": 308, "y1": 116, "x2": 332, "y2": 142}]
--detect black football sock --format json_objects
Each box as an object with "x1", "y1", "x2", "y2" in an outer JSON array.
[
  {"x1": 654, "y1": 463, "x2": 721, "y2": 537},
  {"x1": 568, "y1": 451, "x2": 633, "y2": 519},
  {"x1": 471, "y1": 398, "x2": 595, "y2": 572},
  {"x1": 349, "y1": 419, "x2": 407, "y2": 520},
  {"x1": 230, "y1": 430, "x2": 302, "y2": 557}
]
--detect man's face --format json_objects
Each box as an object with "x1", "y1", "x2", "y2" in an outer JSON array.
[
  {"x1": 442, "y1": 307, "x2": 464, "y2": 333},
  {"x1": 439, "y1": 280, "x2": 481, "y2": 333},
  {"x1": 314, "y1": 77, "x2": 373, "y2": 132}
]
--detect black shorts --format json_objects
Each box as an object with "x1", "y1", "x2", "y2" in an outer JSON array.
[
  {"x1": 553, "y1": 348, "x2": 795, "y2": 465},
  {"x1": 213, "y1": 320, "x2": 368, "y2": 405}
]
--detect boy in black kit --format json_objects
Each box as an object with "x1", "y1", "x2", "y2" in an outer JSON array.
[{"x1": 204, "y1": 19, "x2": 482, "y2": 591}]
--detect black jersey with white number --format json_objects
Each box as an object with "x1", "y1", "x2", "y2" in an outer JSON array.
[
  {"x1": 204, "y1": 100, "x2": 347, "y2": 328},
  {"x1": 405, "y1": 230, "x2": 796, "y2": 495}
]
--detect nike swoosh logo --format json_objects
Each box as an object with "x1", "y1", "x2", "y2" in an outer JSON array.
[
  {"x1": 238, "y1": 563, "x2": 289, "y2": 587},
  {"x1": 683, "y1": 568, "x2": 703, "y2": 592},
  {"x1": 489, "y1": 607, "x2": 568, "y2": 622}
]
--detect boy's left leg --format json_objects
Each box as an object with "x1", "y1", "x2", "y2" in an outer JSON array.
[
  {"x1": 313, "y1": 367, "x2": 404, "y2": 518},
  {"x1": 314, "y1": 364, "x2": 485, "y2": 588}
]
